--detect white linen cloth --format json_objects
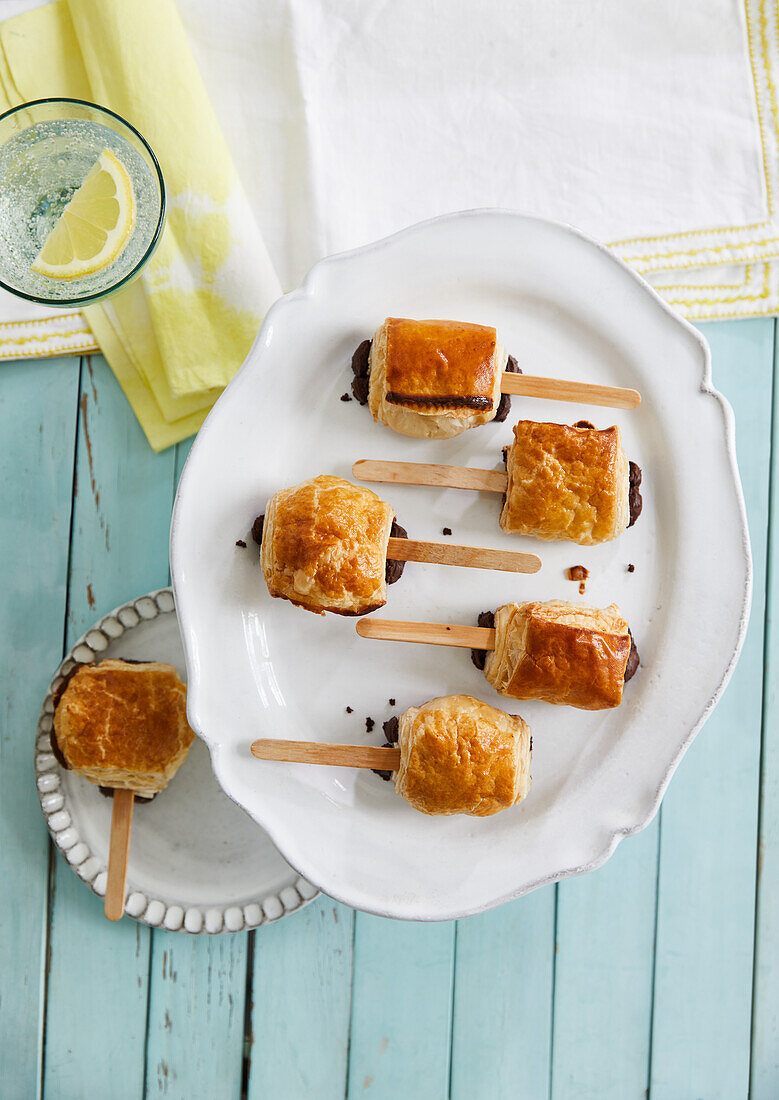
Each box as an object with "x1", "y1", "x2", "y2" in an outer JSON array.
[{"x1": 2, "y1": 0, "x2": 778, "y2": 363}]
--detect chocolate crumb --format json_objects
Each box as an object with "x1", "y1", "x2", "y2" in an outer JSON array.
[
  {"x1": 340, "y1": 392, "x2": 352, "y2": 402},
  {"x1": 493, "y1": 354, "x2": 522, "y2": 423},
  {"x1": 471, "y1": 609, "x2": 495, "y2": 669},
  {"x1": 366, "y1": 717, "x2": 375, "y2": 733},
  {"x1": 627, "y1": 563, "x2": 635, "y2": 573},
  {"x1": 624, "y1": 631, "x2": 640, "y2": 682},
  {"x1": 628, "y1": 461, "x2": 643, "y2": 527},
  {"x1": 567, "y1": 564, "x2": 589, "y2": 594},
  {"x1": 386, "y1": 519, "x2": 408, "y2": 584},
  {"x1": 442, "y1": 527, "x2": 452, "y2": 536},
  {"x1": 372, "y1": 715, "x2": 400, "y2": 780},
  {"x1": 235, "y1": 539, "x2": 247, "y2": 548},
  {"x1": 346, "y1": 706, "x2": 353, "y2": 714},
  {"x1": 389, "y1": 698, "x2": 396, "y2": 706}
]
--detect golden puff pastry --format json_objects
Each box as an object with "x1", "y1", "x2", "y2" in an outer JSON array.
[
  {"x1": 354, "y1": 317, "x2": 510, "y2": 438},
  {"x1": 500, "y1": 420, "x2": 641, "y2": 544},
  {"x1": 481, "y1": 601, "x2": 636, "y2": 710},
  {"x1": 393, "y1": 694, "x2": 532, "y2": 816},
  {"x1": 52, "y1": 660, "x2": 194, "y2": 797},
  {"x1": 260, "y1": 474, "x2": 399, "y2": 615}
]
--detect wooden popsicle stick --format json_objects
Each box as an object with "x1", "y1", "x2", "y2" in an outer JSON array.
[
  {"x1": 251, "y1": 739, "x2": 401, "y2": 770},
  {"x1": 105, "y1": 789, "x2": 135, "y2": 922},
  {"x1": 386, "y1": 536, "x2": 539, "y2": 574},
  {"x1": 354, "y1": 459, "x2": 507, "y2": 494},
  {"x1": 501, "y1": 371, "x2": 641, "y2": 409},
  {"x1": 357, "y1": 618, "x2": 495, "y2": 650}
]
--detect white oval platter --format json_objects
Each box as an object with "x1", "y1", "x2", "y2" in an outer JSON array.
[
  {"x1": 35, "y1": 588, "x2": 318, "y2": 933},
  {"x1": 171, "y1": 210, "x2": 751, "y2": 921}
]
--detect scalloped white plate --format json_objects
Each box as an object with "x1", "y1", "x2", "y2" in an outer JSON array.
[
  {"x1": 171, "y1": 210, "x2": 751, "y2": 921},
  {"x1": 35, "y1": 589, "x2": 318, "y2": 933}
]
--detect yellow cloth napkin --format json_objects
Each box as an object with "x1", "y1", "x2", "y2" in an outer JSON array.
[{"x1": 0, "y1": 0, "x2": 281, "y2": 449}]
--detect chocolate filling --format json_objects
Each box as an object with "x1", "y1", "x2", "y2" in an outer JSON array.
[
  {"x1": 99, "y1": 786, "x2": 155, "y2": 804},
  {"x1": 386, "y1": 519, "x2": 408, "y2": 585},
  {"x1": 625, "y1": 631, "x2": 640, "y2": 682},
  {"x1": 574, "y1": 420, "x2": 595, "y2": 429},
  {"x1": 628, "y1": 462, "x2": 643, "y2": 527},
  {"x1": 350, "y1": 339, "x2": 371, "y2": 405},
  {"x1": 386, "y1": 392, "x2": 492, "y2": 410},
  {"x1": 493, "y1": 354, "x2": 521, "y2": 423},
  {"x1": 471, "y1": 609, "x2": 495, "y2": 670},
  {"x1": 373, "y1": 715, "x2": 400, "y2": 781},
  {"x1": 251, "y1": 513, "x2": 265, "y2": 550}
]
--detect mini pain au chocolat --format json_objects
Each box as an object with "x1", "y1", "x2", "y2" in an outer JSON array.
[
  {"x1": 478, "y1": 601, "x2": 638, "y2": 710},
  {"x1": 52, "y1": 660, "x2": 194, "y2": 797},
  {"x1": 353, "y1": 317, "x2": 513, "y2": 438},
  {"x1": 500, "y1": 420, "x2": 642, "y2": 544},
  {"x1": 259, "y1": 474, "x2": 404, "y2": 616},
  {"x1": 394, "y1": 694, "x2": 532, "y2": 816}
]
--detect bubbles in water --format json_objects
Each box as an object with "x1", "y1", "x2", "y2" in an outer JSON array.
[{"x1": 0, "y1": 117, "x2": 161, "y2": 300}]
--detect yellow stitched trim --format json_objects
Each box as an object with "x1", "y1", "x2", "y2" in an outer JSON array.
[
  {"x1": 0, "y1": 314, "x2": 91, "y2": 330},
  {"x1": 662, "y1": 262, "x2": 771, "y2": 305},
  {"x1": 615, "y1": 0, "x2": 777, "y2": 258},
  {"x1": 652, "y1": 265, "x2": 756, "y2": 292},
  {"x1": 0, "y1": 329, "x2": 96, "y2": 345},
  {"x1": 651, "y1": 265, "x2": 757, "y2": 293}
]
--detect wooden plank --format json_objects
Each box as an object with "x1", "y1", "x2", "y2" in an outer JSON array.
[
  {"x1": 247, "y1": 898, "x2": 354, "y2": 1099},
  {"x1": 751, "y1": 318, "x2": 779, "y2": 1098},
  {"x1": 450, "y1": 887, "x2": 555, "y2": 1100},
  {"x1": 346, "y1": 914, "x2": 455, "y2": 1099},
  {"x1": 145, "y1": 932, "x2": 248, "y2": 1097},
  {"x1": 649, "y1": 320, "x2": 772, "y2": 1098},
  {"x1": 42, "y1": 356, "x2": 176, "y2": 1099},
  {"x1": 550, "y1": 823, "x2": 658, "y2": 1099},
  {"x1": 0, "y1": 357, "x2": 80, "y2": 1100}
]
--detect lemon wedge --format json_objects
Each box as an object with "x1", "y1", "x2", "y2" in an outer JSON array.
[{"x1": 31, "y1": 149, "x2": 135, "y2": 280}]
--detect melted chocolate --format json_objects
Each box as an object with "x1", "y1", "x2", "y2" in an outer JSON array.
[
  {"x1": 351, "y1": 339, "x2": 371, "y2": 405},
  {"x1": 624, "y1": 631, "x2": 640, "y2": 682},
  {"x1": 386, "y1": 392, "x2": 492, "y2": 410},
  {"x1": 494, "y1": 354, "x2": 521, "y2": 423},
  {"x1": 251, "y1": 513, "x2": 265, "y2": 549},
  {"x1": 628, "y1": 462, "x2": 643, "y2": 527},
  {"x1": 386, "y1": 520, "x2": 408, "y2": 585},
  {"x1": 471, "y1": 609, "x2": 495, "y2": 670},
  {"x1": 574, "y1": 420, "x2": 595, "y2": 429},
  {"x1": 373, "y1": 715, "x2": 400, "y2": 781}
]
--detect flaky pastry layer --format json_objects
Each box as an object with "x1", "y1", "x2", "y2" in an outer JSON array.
[
  {"x1": 53, "y1": 659, "x2": 194, "y2": 794},
  {"x1": 500, "y1": 420, "x2": 630, "y2": 544},
  {"x1": 394, "y1": 693, "x2": 532, "y2": 816},
  {"x1": 261, "y1": 474, "x2": 394, "y2": 615},
  {"x1": 484, "y1": 601, "x2": 631, "y2": 710},
  {"x1": 368, "y1": 318, "x2": 507, "y2": 438}
]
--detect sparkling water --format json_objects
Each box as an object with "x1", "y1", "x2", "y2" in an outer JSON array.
[{"x1": 0, "y1": 117, "x2": 161, "y2": 301}]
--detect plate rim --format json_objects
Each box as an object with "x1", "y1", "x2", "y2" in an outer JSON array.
[
  {"x1": 171, "y1": 209, "x2": 752, "y2": 920},
  {"x1": 34, "y1": 586, "x2": 320, "y2": 933}
]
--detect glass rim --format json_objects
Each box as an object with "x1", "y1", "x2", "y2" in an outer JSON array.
[{"x1": 0, "y1": 97, "x2": 166, "y2": 307}]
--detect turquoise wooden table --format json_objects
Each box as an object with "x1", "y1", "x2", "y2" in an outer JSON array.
[{"x1": 2, "y1": 319, "x2": 778, "y2": 1099}]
